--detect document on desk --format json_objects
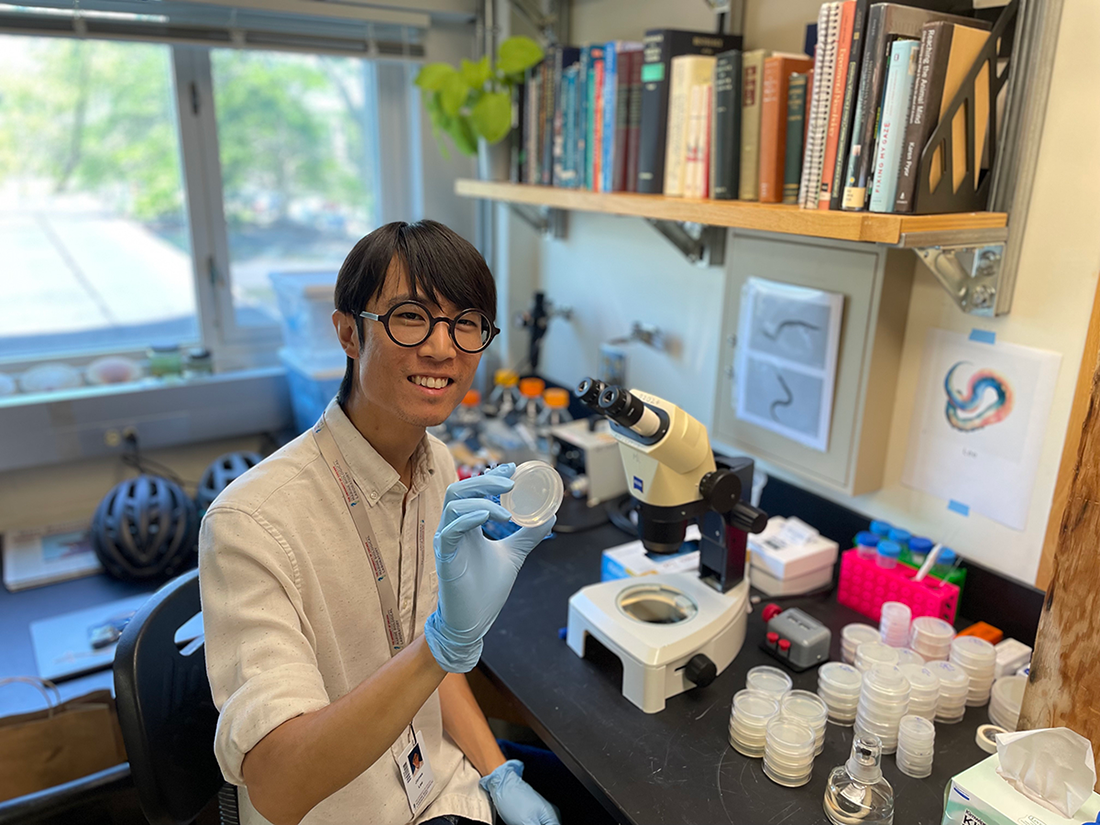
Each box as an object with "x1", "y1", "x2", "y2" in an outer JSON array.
[
  {"x1": 902, "y1": 328, "x2": 1061, "y2": 531},
  {"x1": 30, "y1": 594, "x2": 203, "y2": 682},
  {"x1": 734, "y1": 277, "x2": 844, "y2": 452},
  {"x1": 2, "y1": 520, "x2": 102, "y2": 592}
]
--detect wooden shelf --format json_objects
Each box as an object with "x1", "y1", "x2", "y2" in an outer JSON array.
[{"x1": 455, "y1": 179, "x2": 1008, "y2": 246}]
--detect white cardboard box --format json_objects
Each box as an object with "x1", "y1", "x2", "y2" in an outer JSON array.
[{"x1": 748, "y1": 516, "x2": 838, "y2": 580}]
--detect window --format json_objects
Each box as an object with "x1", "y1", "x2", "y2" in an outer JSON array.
[
  {"x1": 0, "y1": 36, "x2": 197, "y2": 360},
  {"x1": 210, "y1": 49, "x2": 379, "y2": 329}
]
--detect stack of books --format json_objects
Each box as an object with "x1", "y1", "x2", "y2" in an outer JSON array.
[{"x1": 513, "y1": 6, "x2": 993, "y2": 215}]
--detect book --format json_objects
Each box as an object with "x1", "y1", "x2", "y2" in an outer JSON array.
[
  {"x1": 738, "y1": 49, "x2": 769, "y2": 201},
  {"x1": 869, "y1": 39, "x2": 920, "y2": 211},
  {"x1": 818, "y1": 0, "x2": 856, "y2": 209},
  {"x1": 784, "y1": 72, "x2": 809, "y2": 204},
  {"x1": 2, "y1": 520, "x2": 103, "y2": 592},
  {"x1": 684, "y1": 82, "x2": 713, "y2": 198},
  {"x1": 576, "y1": 46, "x2": 590, "y2": 189},
  {"x1": 711, "y1": 49, "x2": 742, "y2": 200},
  {"x1": 636, "y1": 29, "x2": 743, "y2": 194},
  {"x1": 840, "y1": 4, "x2": 988, "y2": 211},
  {"x1": 798, "y1": 2, "x2": 839, "y2": 208},
  {"x1": 759, "y1": 54, "x2": 813, "y2": 203},
  {"x1": 664, "y1": 54, "x2": 717, "y2": 197},
  {"x1": 558, "y1": 63, "x2": 580, "y2": 187},
  {"x1": 510, "y1": 78, "x2": 526, "y2": 183},
  {"x1": 624, "y1": 49, "x2": 645, "y2": 192},
  {"x1": 827, "y1": 0, "x2": 871, "y2": 210},
  {"x1": 591, "y1": 45, "x2": 606, "y2": 191},
  {"x1": 894, "y1": 21, "x2": 991, "y2": 212},
  {"x1": 525, "y1": 65, "x2": 541, "y2": 183},
  {"x1": 606, "y1": 43, "x2": 642, "y2": 192}
]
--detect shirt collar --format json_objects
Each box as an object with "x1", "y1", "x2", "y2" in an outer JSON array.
[{"x1": 322, "y1": 400, "x2": 437, "y2": 505}]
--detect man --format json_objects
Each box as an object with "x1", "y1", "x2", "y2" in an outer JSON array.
[{"x1": 200, "y1": 221, "x2": 558, "y2": 825}]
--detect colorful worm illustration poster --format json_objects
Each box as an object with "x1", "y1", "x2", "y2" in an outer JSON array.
[{"x1": 902, "y1": 329, "x2": 1060, "y2": 531}]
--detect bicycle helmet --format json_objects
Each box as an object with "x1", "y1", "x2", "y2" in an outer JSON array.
[
  {"x1": 92, "y1": 475, "x2": 198, "y2": 581},
  {"x1": 196, "y1": 451, "x2": 263, "y2": 512}
]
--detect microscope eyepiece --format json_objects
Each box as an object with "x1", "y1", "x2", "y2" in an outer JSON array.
[
  {"x1": 598, "y1": 386, "x2": 662, "y2": 438},
  {"x1": 575, "y1": 377, "x2": 607, "y2": 410}
]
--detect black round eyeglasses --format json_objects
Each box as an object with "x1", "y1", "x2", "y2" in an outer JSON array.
[{"x1": 360, "y1": 300, "x2": 500, "y2": 353}]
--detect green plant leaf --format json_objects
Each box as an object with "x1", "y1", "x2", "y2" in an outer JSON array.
[
  {"x1": 496, "y1": 36, "x2": 544, "y2": 76},
  {"x1": 439, "y1": 72, "x2": 468, "y2": 117},
  {"x1": 415, "y1": 62, "x2": 456, "y2": 92},
  {"x1": 460, "y1": 56, "x2": 491, "y2": 90},
  {"x1": 443, "y1": 115, "x2": 478, "y2": 155},
  {"x1": 470, "y1": 91, "x2": 511, "y2": 144}
]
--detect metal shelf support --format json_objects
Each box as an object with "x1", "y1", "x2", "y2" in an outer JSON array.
[
  {"x1": 508, "y1": 203, "x2": 566, "y2": 238},
  {"x1": 645, "y1": 219, "x2": 727, "y2": 267},
  {"x1": 899, "y1": 228, "x2": 1009, "y2": 316}
]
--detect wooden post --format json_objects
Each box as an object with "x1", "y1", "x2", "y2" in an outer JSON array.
[{"x1": 1018, "y1": 279, "x2": 1100, "y2": 789}]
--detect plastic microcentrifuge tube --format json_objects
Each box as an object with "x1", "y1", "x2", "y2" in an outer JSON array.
[{"x1": 499, "y1": 460, "x2": 564, "y2": 528}]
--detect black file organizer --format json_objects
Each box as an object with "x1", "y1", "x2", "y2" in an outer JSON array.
[{"x1": 912, "y1": 0, "x2": 1018, "y2": 214}]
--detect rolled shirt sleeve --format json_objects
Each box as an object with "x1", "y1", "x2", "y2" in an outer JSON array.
[{"x1": 199, "y1": 505, "x2": 331, "y2": 786}]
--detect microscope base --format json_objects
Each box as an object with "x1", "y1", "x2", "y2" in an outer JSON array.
[{"x1": 566, "y1": 572, "x2": 750, "y2": 714}]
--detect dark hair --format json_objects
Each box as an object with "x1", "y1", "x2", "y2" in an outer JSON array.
[{"x1": 334, "y1": 220, "x2": 497, "y2": 405}]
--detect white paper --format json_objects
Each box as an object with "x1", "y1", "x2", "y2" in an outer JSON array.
[
  {"x1": 2, "y1": 520, "x2": 103, "y2": 592},
  {"x1": 902, "y1": 329, "x2": 1061, "y2": 530},
  {"x1": 735, "y1": 277, "x2": 844, "y2": 452}
]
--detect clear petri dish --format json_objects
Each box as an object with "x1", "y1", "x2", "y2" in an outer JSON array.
[
  {"x1": 499, "y1": 460, "x2": 564, "y2": 527},
  {"x1": 895, "y1": 649, "x2": 926, "y2": 668},
  {"x1": 746, "y1": 666, "x2": 793, "y2": 699},
  {"x1": 855, "y1": 642, "x2": 901, "y2": 672}
]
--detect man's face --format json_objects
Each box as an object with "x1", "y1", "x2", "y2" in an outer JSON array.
[{"x1": 339, "y1": 261, "x2": 483, "y2": 428}]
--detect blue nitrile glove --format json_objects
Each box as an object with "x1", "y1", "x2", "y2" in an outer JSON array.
[
  {"x1": 479, "y1": 760, "x2": 560, "y2": 825},
  {"x1": 423, "y1": 464, "x2": 556, "y2": 673}
]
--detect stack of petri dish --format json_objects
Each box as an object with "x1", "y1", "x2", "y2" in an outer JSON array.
[
  {"x1": 899, "y1": 664, "x2": 941, "y2": 720},
  {"x1": 950, "y1": 637, "x2": 997, "y2": 706},
  {"x1": 910, "y1": 616, "x2": 955, "y2": 662},
  {"x1": 896, "y1": 715, "x2": 936, "y2": 779},
  {"x1": 780, "y1": 690, "x2": 829, "y2": 755},
  {"x1": 927, "y1": 660, "x2": 970, "y2": 723},
  {"x1": 841, "y1": 624, "x2": 881, "y2": 665},
  {"x1": 729, "y1": 690, "x2": 781, "y2": 757},
  {"x1": 855, "y1": 641, "x2": 900, "y2": 673},
  {"x1": 879, "y1": 601, "x2": 912, "y2": 648},
  {"x1": 762, "y1": 716, "x2": 817, "y2": 787},
  {"x1": 818, "y1": 662, "x2": 863, "y2": 726},
  {"x1": 746, "y1": 665, "x2": 793, "y2": 700},
  {"x1": 854, "y1": 665, "x2": 911, "y2": 754},
  {"x1": 989, "y1": 675, "x2": 1026, "y2": 731},
  {"x1": 895, "y1": 648, "x2": 926, "y2": 668}
]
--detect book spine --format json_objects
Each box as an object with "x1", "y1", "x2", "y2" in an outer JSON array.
[
  {"x1": 510, "y1": 78, "x2": 525, "y2": 183},
  {"x1": 783, "y1": 73, "x2": 808, "y2": 204},
  {"x1": 829, "y1": 0, "x2": 870, "y2": 210},
  {"x1": 663, "y1": 57, "x2": 692, "y2": 196},
  {"x1": 841, "y1": 6, "x2": 887, "y2": 210},
  {"x1": 711, "y1": 51, "x2": 739, "y2": 199},
  {"x1": 591, "y1": 49, "x2": 605, "y2": 191},
  {"x1": 819, "y1": 0, "x2": 856, "y2": 208},
  {"x1": 525, "y1": 68, "x2": 539, "y2": 183},
  {"x1": 601, "y1": 43, "x2": 617, "y2": 193},
  {"x1": 577, "y1": 47, "x2": 589, "y2": 189},
  {"x1": 798, "y1": 3, "x2": 835, "y2": 208},
  {"x1": 738, "y1": 50, "x2": 766, "y2": 201},
  {"x1": 612, "y1": 50, "x2": 634, "y2": 191},
  {"x1": 869, "y1": 40, "x2": 919, "y2": 212},
  {"x1": 637, "y1": 31, "x2": 671, "y2": 193},
  {"x1": 542, "y1": 47, "x2": 557, "y2": 186},
  {"x1": 758, "y1": 57, "x2": 784, "y2": 203},
  {"x1": 894, "y1": 23, "x2": 949, "y2": 212},
  {"x1": 625, "y1": 50, "x2": 644, "y2": 192},
  {"x1": 683, "y1": 82, "x2": 702, "y2": 198},
  {"x1": 701, "y1": 83, "x2": 712, "y2": 197}
]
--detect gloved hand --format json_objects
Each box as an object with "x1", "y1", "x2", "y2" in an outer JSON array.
[
  {"x1": 423, "y1": 464, "x2": 555, "y2": 673},
  {"x1": 479, "y1": 760, "x2": 560, "y2": 825}
]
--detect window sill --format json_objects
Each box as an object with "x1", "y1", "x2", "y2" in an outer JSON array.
[{"x1": 0, "y1": 367, "x2": 292, "y2": 473}]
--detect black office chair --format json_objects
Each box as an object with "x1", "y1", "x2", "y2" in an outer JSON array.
[{"x1": 113, "y1": 568, "x2": 239, "y2": 825}]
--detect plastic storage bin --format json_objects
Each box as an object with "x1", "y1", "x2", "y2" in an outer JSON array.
[
  {"x1": 270, "y1": 271, "x2": 344, "y2": 370},
  {"x1": 280, "y1": 348, "x2": 343, "y2": 434}
]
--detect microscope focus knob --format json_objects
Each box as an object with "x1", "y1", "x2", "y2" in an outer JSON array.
[
  {"x1": 699, "y1": 470, "x2": 742, "y2": 512},
  {"x1": 731, "y1": 501, "x2": 769, "y2": 535},
  {"x1": 684, "y1": 653, "x2": 717, "y2": 688}
]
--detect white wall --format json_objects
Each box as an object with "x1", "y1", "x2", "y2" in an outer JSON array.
[{"x1": 513, "y1": 0, "x2": 1100, "y2": 585}]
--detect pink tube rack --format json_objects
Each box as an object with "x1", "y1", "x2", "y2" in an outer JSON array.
[{"x1": 837, "y1": 549, "x2": 959, "y2": 624}]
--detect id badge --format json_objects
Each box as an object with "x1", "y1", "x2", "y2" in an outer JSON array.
[{"x1": 395, "y1": 729, "x2": 435, "y2": 816}]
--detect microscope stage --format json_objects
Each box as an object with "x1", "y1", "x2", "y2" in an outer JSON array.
[{"x1": 566, "y1": 572, "x2": 751, "y2": 713}]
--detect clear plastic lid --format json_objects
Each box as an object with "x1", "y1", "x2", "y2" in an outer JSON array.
[
  {"x1": 781, "y1": 690, "x2": 829, "y2": 728},
  {"x1": 898, "y1": 714, "x2": 936, "y2": 743},
  {"x1": 746, "y1": 666, "x2": 794, "y2": 698},
  {"x1": 951, "y1": 636, "x2": 997, "y2": 664},
  {"x1": 732, "y1": 689, "x2": 781, "y2": 724},
  {"x1": 926, "y1": 660, "x2": 970, "y2": 691},
  {"x1": 500, "y1": 461, "x2": 564, "y2": 528},
  {"x1": 855, "y1": 642, "x2": 900, "y2": 671},
  {"x1": 895, "y1": 649, "x2": 926, "y2": 668},
  {"x1": 819, "y1": 662, "x2": 864, "y2": 693},
  {"x1": 842, "y1": 623, "x2": 881, "y2": 646}
]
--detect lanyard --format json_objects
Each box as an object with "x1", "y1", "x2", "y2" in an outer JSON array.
[{"x1": 312, "y1": 412, "x2": 423, "y2": 657}]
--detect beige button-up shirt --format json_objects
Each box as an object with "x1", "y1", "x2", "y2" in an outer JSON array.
[{"x1": 199, "y1": 400, "x2": 490, "y2": 825}]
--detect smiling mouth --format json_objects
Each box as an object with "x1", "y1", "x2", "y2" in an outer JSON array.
[{"x1": 409, "y1": 375, "x2": 453, "y2": 389}]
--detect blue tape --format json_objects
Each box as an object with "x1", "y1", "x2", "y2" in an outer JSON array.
[
  {"x1": 969, "y1": 329, "x2": 996, "y2": 345},
  {"x1": 948, "y1": 500, "x2": 970, "y2": 517}
]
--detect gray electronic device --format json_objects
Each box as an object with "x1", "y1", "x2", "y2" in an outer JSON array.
[{"x1": 760, "y1": 606, "x2": 832, "y2": 672}]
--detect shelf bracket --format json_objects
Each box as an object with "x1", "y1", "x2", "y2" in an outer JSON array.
[
  {"x1": 508, "y1": 203, "x2": 566, "y2": 239},
  {"x1": 900, "y1": 229, "x2": 1008, "y2": 316},
  {"x1": 644, "y1": 219, "x2": 726, "y2": 267}
]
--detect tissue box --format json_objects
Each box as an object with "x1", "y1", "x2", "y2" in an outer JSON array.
[
  {"x1": 942, "y1": 754, "x2": 1100, "y2": 825},
  {"x1": 601, "y1": 526, "x2": 700, "y2": 581}
]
